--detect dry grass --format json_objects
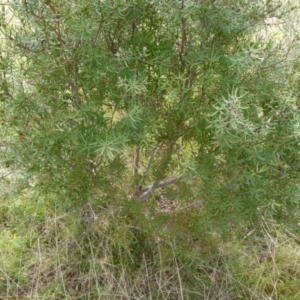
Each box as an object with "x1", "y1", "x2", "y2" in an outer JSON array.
[{"x1": 1, "y1": 196, "x2": 300, "y2": 300}]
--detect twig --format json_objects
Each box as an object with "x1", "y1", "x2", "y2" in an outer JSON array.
[
  {"x1": 243, "y1": 228, "x2": 256, "y2": 240},
  {"x1": 31, "y1": 11, "x2": 62, "y2": 43},
  {"x1": 157, "y1": 200, "x2": 205, "y2": 215},
  {"x1": 171, "y1": 245, "x2": 184, "y2": 300},
  {"x1": 174, "y1": 199, "x2": 204, "y2": 213},
  {"x1": 285, "y1": 229, "x2": 300, "y2": 244},
  {"x1": 43, "y1": 0, "x2": 62, "y2": 40}
]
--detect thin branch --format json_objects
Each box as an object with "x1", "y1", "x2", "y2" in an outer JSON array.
[
  {"x1": 31, "y1": 12, "x2": 63, "y2": 43},
  {"x1": 179, "y1": 2, "x2": 186, "y2": 67},
  {"x1": 142, "y1": 142, "x2": 163, "y2": 180},
  {"x1": 133, "y1": 146, "x2": 140, "y2": 178},
  {"x1": 68, "y1": 64, "x2": 81, "y2": 105},
  {"x1": 43, "y1": 0, "x2": 62, "y2": 40},
  {"x1": 285, "y1": 229, "x2": 300, "y2": 244},
  {"x1": 171, "y1": 245, "x2": 184, "y2": 300},
  {"x1": 174, "y1": 199, "x2": 204, "y2": 213},
  {"x1": 0, "y1": 53, "x2": 13, "y2": 99}
]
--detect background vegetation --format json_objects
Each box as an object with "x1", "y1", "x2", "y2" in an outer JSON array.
[{"x1": 1, "y1": 0, "x2": 300, "y2": 299}]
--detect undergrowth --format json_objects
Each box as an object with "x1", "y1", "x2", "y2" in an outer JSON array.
[{"x1": 1, "y1": 190, "x2": 300, "y2": 300}]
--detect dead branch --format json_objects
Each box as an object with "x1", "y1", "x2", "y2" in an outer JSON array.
[
  {"x1": 140, "y1": 181, "x2": 159, "y2": 202},
  {"x1": 140, "y1": 175, "x2": 183, "y2": 198}
]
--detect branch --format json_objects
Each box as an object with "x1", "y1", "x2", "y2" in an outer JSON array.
[
  {"x1": 140, "y1": 181, "x2": 159, "y2": 202},
  {"x1": 140, "y1": 175, "x2": 183, "y2": 194}
]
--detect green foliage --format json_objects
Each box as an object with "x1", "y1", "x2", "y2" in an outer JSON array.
[
  {"x1": 0, "y1": 0, "x2": 300, "y2": 228},
  {"x1": 1, "y1": 0, "x2": 300, "y2": 297}
]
